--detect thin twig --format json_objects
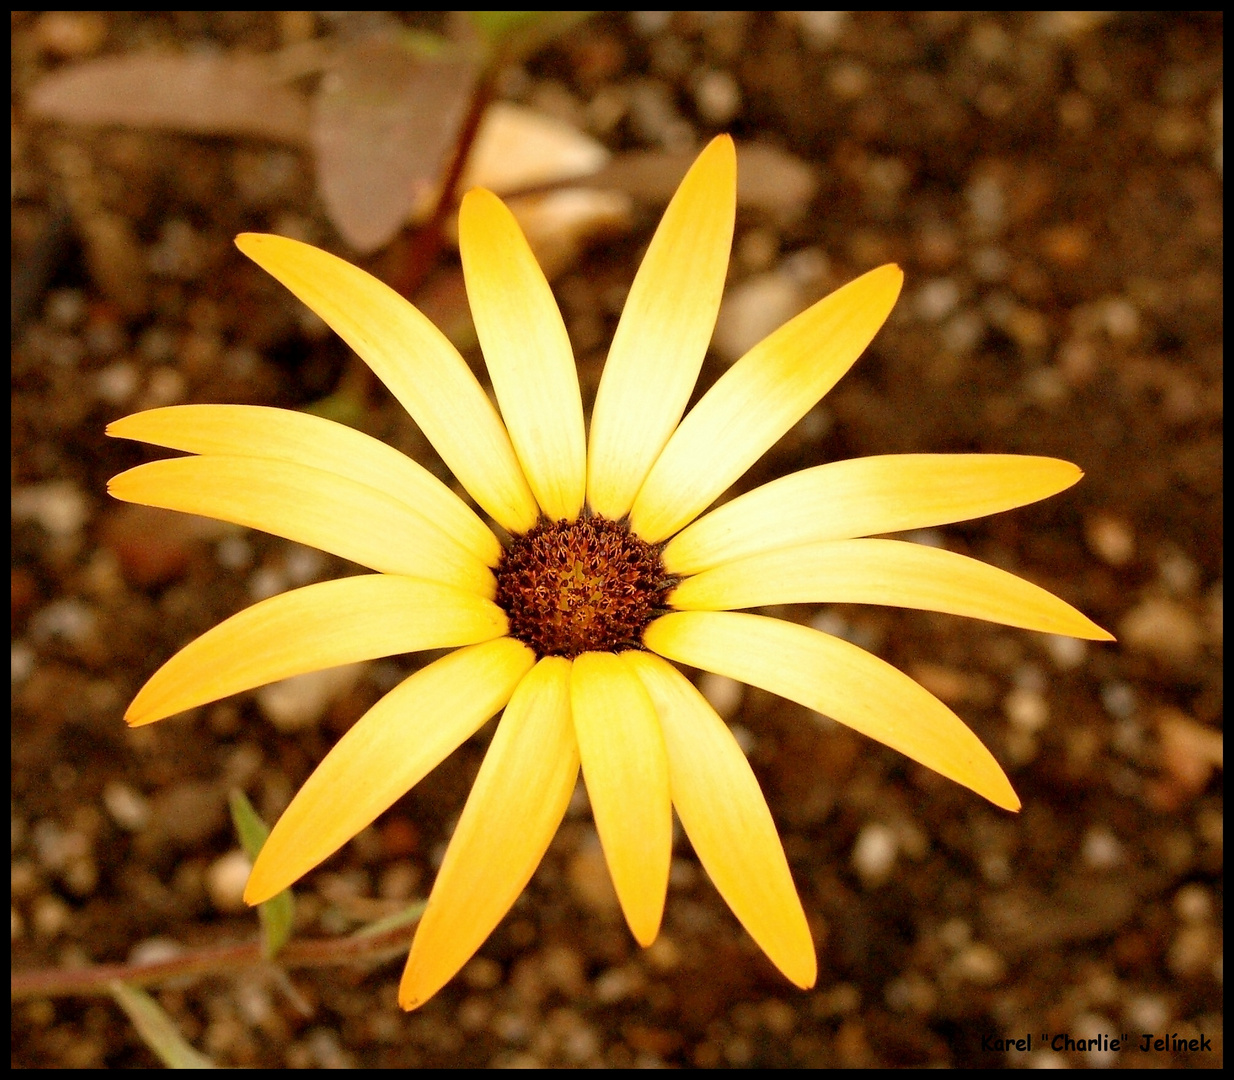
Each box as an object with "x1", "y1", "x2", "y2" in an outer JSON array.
[{"x1": 11, "y1": 923, "x2": 413, "y2": 1001}]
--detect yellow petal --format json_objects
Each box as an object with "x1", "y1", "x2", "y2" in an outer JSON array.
[
  {"x1": 586, "y1": 136, "x2": 736, "y2": 518},
  {"x1": 630, "y1": 265, "x2": 903, "y2": 543},
  {"x1": 645, "y1": 611, "x2": 1019, "y2": 811},
  {"x1": 246, "y1": 638, "x2": 535, "y2": 904},
  {"x1": 235, "y1": 233, "x2": 538, "y2": 534},
  {"x1": 108, "y1": 405, "x2": 501, "y2": 567},
  {"x1": 664, "y1": 454, "x2": 1082, "y2": 575},
  {"x1": 399, "y1": 656, "x2": 577, "y2": 1009},
  {"x1": 671, "y1": 538, "x2": 1113, "y2": 640},
  {"x1": 126, "y1": 575, "x2": 508, "y2": 725},
  {"x1": 570, "y1": 652, "x2": 671, "y2": 945},
  {"x1": 108, "y1": 456, "x2": 493, "y2": 593},
  {"x1": 459, "y1": 189, "x2": 586, "y2": 521},
  {"x1": 624, "y1": 652, "x2": 816, "y2": 988}
]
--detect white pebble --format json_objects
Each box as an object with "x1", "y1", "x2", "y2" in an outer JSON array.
[
  {"x1": 693, "y1": 69, "x2": 741, "y2": 125},
  {"x1": 257, "y1": 664, "x2": 365, "y2": 732},
  {"x1": 206, "y1": 850, "x2": 253, "y2": 913},
  {"x1": 102, "y1": 781, "x2": 151, "y2": 831},
  {"x1": 1004, "y1": 686, "x2": 1049, "y2": 733},
  {"x1": 851, "y1": 822, "x2": 897, "y2": 886},
  {"x1": 1080, "y1": 825, "x2": 1124, "y2": 870},
  {"x1": 915, "y1": 278, "x2": 961, "y2": 322},
  {"x1": 11, "y1": 481, "x2": 89, "y2": 538},
  {"x1": 713, "y1": 270, "x2": 807, "y2": 364},
  {"x1": 699, "y1": 672, "x2": 742, "y2": 718},
  {"x1": 1044, "y1": 634, "x2": 1087, "y2": 670}
]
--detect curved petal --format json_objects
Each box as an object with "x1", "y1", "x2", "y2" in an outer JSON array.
[
  {"x1": 645, "y1": 611, "x2": 1019, "y2": 811},
  {"x1": 570, "y1": 652, "x2": 671, "y2": 945},
  {"x1": 108, "y1": 456, "x2": 494, "y2": 593},
  {"x1": 399, "y1": 656, "x2": 577, "y2": 1010},
  {"x1": 624, "y1": 652, "x2": 816, "y2": 988},
  {"x1": 630, "y1": 265, "x2": 904, "y2": 543},
  {"x1": 246, "y1": 638, "x2": 535, "y2": 904},
  {"x1": 587, "y1": 136, "x2": 736, "y2": 518},
  {"x1": 126, "y1": 575, "x2": 509, "y2": 726},
  {"x1": 663, "y1": 454, "x2": 1083, "y2": 575},
  {"x1": 459, "y1": 189, "x2": 586, "y2": 521},
  {"x1": 108, "y1": 405, "x2": 501, "y2": 567},
  {"x1": 671, "y1": 538, "x2": 1113, "y2": 640},
  {"x1": 235, "y1": 233, "x2": 538, "y2": 534}
]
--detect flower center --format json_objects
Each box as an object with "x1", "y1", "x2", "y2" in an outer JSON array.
[{"x1": 495, "y1": 516, "x2": 675, "y2": 659}]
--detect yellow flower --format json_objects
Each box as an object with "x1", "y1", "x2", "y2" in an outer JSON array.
[{"x1": 107, "y1": 135, "x2": 1110, "y2": 1009}]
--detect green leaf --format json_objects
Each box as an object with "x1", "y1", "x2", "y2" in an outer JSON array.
[
  {"x1": 108, "y1": 982, "x2": 218, "y2": 1069},
  {"x1": 466, "y1": 12, "x2": 595, "y2": 61},
  {"x1": 228, "y1": 789, "x2": 270, "y2": 861},
  {"x1": 350, "y1": 900, "x2": 428, "y2": 939},
  {"x1": 228, "y1": 790, "x2": 296, "y2": 960},
  {"x1": 467, "y1": 11, "x2": 548, "y2": 41}
]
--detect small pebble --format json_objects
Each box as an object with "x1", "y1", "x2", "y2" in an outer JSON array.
[
  {"x1": 102, "y1": 781, "x2": 151, "y2": 831},
  {"x1": 1080, "y1": 825, "x2": 1125, "y2": 870},
  {"x1": 11, "y1": 482, "x2": 89, "y2": 538},
  {"x1": 1119, "y1": 597, "x2": 1203, "y2": 664},
  {"x1": 206, "y1": 849, "x2": 252, "y2": 913},
  {"x1": 851, "y1": 822, "x2": 897, "y2": 887},
  {"x1": 256, "y1": 663, "x2": 365, "y2": 732}
]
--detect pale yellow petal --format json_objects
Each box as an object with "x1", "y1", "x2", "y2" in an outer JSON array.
[
  {"x1": 235, "y1": 233, "x2": 538, "y2": 534},
  {"x1": 586, "y1": 136, "x2": 736, "y2": 518},
  {"x1": 671, "y1": 538, "x2": 1113, "y2": 640},
  {"x1": 108, "y1": 456, "x2": 494, "y2": 593},
  {"x1": 126, "y1": 575, "x2": 509, "y2": 726},
  {"x1": 645, "y1": 611, "x2": 1019, "y2": 811},
  {"x1": 630, "y1": 265, "x2": 904, "y2": 543},
  {"x1": 570, "y1": 652, "x2": 671, "y2": 945},
  {"x1": 399, "y1": 656, "x2": 577, "y2": 1010},
  {"x1": 246, "y1": 638, "x2": 535, "y2": 904},
  {"x1": 624, "y1": 652, "x2": 816, "y2": 988},
  {"x1": 664, "y1": 454, "x2": 1082, "y2": 575},
  {"x1": 108, "y1": 405, "x2": 501, "y2": 566},
  {"x1": 459, "y1": 189, "x2": 586, "y2": 521}
]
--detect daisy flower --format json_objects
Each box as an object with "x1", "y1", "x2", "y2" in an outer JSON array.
[{"x1": 107, "y1": 135, "x2": 1110, "y2": 1009}]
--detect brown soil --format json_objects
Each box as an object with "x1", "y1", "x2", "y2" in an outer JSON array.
[{"x1": 12, "y1": 12, "x2": 1222, "y2": 1068}]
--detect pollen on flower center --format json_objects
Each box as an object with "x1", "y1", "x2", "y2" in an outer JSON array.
[{"x1": 495, "y1": 516, "x2": 675, "y2": 659}]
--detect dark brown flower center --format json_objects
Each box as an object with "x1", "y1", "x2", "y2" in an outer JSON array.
[{"x1": 495, "y1": 516, "x2": 675, "y2": 659}]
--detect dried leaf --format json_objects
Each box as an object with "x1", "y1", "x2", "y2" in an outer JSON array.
[
  {"x1": 409, "y1": 103, "x2": 612, "y2": 225},
  {"x1": 502, "y1": 188, "x2": 632, "y2": 279},
  {"x1": 590, "y1": 143, "x2": 820, "y2": 219},
  {"x1": 27, "y1": 51, "x2": 311, "y2": 144},
  {"x1": 311, "y1": 36, "x2": 478, "y2": 253},
  {"x1": 461, "y1": 102, "x2": 610, "y2": 196}
]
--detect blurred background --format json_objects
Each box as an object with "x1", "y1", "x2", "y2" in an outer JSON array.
[{"x1": 12, "y1": 11, "x2": 1222, "y2": 1068}]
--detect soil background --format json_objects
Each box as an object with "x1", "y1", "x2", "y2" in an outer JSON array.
[{"x1": 11, "y1": 11, "x2": 1223, "y2": 1069}]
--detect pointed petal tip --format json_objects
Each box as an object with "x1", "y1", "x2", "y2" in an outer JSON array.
[
  {"x1": 988, "y1": 779, "x2": 1021, "y2": 813},
  {"x1": 459, "y1": 186, "x2": 502, "y2": 219},
  {"x1": 631, "y1": 916, "x2": 663, "y2": 950},
  {"x1": 785, "y1": 952, "x2": 818, "y2": 990},
  {"x1": 397, "y1": 979, "x2": 427, "y2": 1012},
  {"x1": 873, "y1": 261, "x2": 905, "y2": 295},
  {"x1": 123, "y1": 692, "x2": 169, "y2": 727},
  {"x1": 234, "y1": 231, "x2": 268, "y2": 253},
  {"x1": 241, "y1": 881, "x2": 266, "y2": 908},
  {"x1": 701, "y1": 131, "x2": 737, "y2": 168},
  {"x1": 245, "y1": 846, "x2": 298, "y2": 906}
]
